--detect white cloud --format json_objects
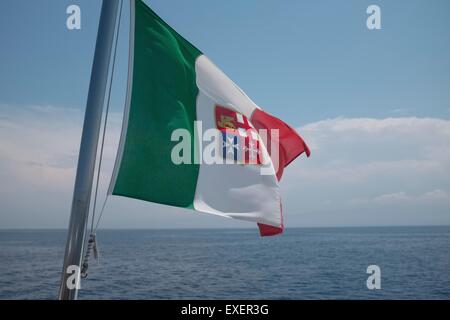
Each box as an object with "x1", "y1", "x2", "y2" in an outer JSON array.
[
  {"x1": 387, "y1": 108, "x2": 408, "y2": 115},
  {"x1": 0, "y1": 104, "x2": 122, "y2": 190},
  {"x1": 289, "y1": 117, "x2": 450, "y2": 183},
  {"x1": 420, "y1": 189, "x2": 450, "y2": 202},
  {"x1": 372, "y1": 192, "x2": 411, "y2": 205},
  {"x1": 281, "y1": 117, "x2": 450, "y2": 226},
  {"x1": 0, "y1": 104, "x2": 123, "y2": 227},
  {"x1": 350, "y1": 189, "x2": 450, "y2": 206},
  {"x1": 301, "y1": 117, "x2": 450, "y2": 135},
  {"x1": 1, "y1": 107, "x2": 450, "y2": 228}
]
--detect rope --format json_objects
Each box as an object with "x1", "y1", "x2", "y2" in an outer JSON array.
[
  {"x1": 82, "y1": 0, "x2": 124, "y2": 278},
  {"x1": 94, "y1": 198, "x2": 108, "y2": 232},
  {"x1": 90, "y1": 0, "x2": 124, "y2": 234},
  {"x1": 81, "y1": 234, "x2": 97, "y2": 279}
]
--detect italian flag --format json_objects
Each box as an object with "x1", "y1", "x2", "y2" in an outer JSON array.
[{"x1": 109, "y1": 0, "x2": 310, "y2": 236}]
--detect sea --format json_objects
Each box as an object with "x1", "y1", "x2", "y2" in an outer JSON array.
[{"x1": 0, "y1": 226, "x2": 449, "y2": 300}]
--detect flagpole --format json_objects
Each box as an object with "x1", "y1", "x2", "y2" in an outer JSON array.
[{"x1": 58, "y1": 0, "x2": 120, "y2": 300}]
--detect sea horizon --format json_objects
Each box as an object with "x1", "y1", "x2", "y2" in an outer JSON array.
[{"x1": 1, "y1": 224, "x2": 449, "y2": 231}]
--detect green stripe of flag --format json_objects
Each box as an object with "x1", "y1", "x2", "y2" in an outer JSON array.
[{"x1": 112, "y1": 0, "x2": 202, "y2": 207}]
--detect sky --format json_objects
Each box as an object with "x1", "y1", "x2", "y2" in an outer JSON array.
[{"x1": 0, "y1": 0, "x2": 449, "y2": 229}]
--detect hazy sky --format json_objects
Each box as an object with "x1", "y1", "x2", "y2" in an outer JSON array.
[{"x1": 0, "y1": 0, "x2": 449, "y2": 229}]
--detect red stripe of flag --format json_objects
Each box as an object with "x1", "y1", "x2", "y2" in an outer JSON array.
[
  {"x1": 251, "y1": 108, "x2": 310, "y2": 181},
  {"x1": 251, "y1": 109, "x2": 310, "y2": 236}
]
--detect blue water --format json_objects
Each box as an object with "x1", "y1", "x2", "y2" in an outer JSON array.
[{"x1": 0, "y1": 227, "x2": 449, "y2": 300}]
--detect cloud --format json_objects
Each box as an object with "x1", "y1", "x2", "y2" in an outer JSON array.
[
  {"x1": 300, "y1": 117, "x2": 450, "y2": 135},
  {"x1": 0, "y1": 104, "x2": 122, "y2": 191},
  {"x1": 387, "y1": 108, "x2": 408, "y2": 115},
  {"x1": 290, "y1": 117, "x2": 450, "y2": 183},
  {"x1": 350, "y1": 189, "x2": 450, "y2": 206},
  {"x1": 0, "y1": 104, "x2": 122, "y2": 227},
  {"x1": 281, "y1": 117, "x2": 450, "y2": 226},
  {"x1": 372, "y1": 192, "x2": 410, "y2": 204},
  {"x1": 1, "y1": 107, "x2": 450, "y2": 228}
]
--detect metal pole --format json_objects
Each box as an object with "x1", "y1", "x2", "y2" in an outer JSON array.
[{"x1": 58, "y1": 0, "x2": 119, "y2": 300}]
